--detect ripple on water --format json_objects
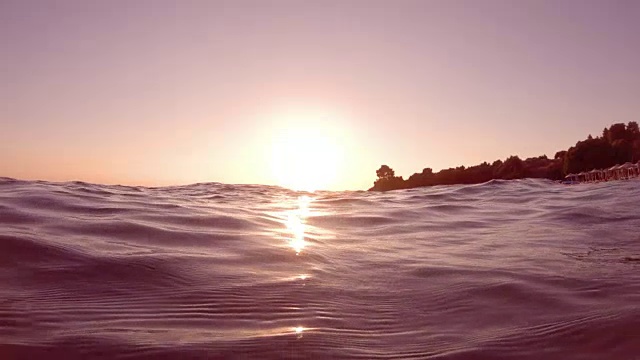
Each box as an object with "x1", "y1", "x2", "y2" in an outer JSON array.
[{"x1": 0, "y1": 179, "x2": 639, "y2": 359}]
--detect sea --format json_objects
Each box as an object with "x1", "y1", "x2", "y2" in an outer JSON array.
[{"x1": 1, "y1": 177, "x2": 639, "y2": 359}]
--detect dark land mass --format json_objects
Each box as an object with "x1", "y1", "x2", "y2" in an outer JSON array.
[{"x1": 370, "y1": 122, "x2": 640, "y2": 191}]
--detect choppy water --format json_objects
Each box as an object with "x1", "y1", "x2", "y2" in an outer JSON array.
[{"x1": 1, "y1": 177, "x2": 639, "y2": 359}]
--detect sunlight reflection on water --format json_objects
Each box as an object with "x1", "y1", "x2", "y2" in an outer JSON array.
[
  {"x1": 286, "y1": 195, "x2": 312, "y2": 254},
  {"x1": 282, "y1": 195, "x2": 315, "y2": 339}
]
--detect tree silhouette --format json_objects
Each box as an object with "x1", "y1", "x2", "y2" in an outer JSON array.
[
  {"x1": 495, "y1": 156, "x2": 525, "y2": 179},
  {"x1": 376, "y1": 165, "x2": 395, "y2": 180},
  {"x1": 607, "y1": 123, "x2": 627, "y2": 143},
  {"x1": 554, "y1": 150, "x2": 567, "y2": 160}
]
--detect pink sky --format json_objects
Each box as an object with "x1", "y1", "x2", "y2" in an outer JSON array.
[{"x1": 2, "y1": 0, "x2": 639, "y2": 190}]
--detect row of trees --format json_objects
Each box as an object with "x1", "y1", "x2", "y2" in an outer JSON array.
[
  {"x1": 371, "y1": 122, "x2": 640, "y2": 191},
  {"x1": 561, "y1": 122, "x2": 640, "y2": 174}
]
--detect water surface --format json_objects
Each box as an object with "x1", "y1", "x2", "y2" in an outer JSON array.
[{"x1": 1, "y1": 177, "x2": 639, "y2": 359}]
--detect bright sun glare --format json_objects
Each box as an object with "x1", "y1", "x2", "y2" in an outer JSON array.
[{"x1": 271, "y1": 127, "x2": 342, "y2": 191}]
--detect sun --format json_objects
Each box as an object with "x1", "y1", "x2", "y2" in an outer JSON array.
[{"x1": 271, "y1": 127, "x2": 342, "y2": 191}]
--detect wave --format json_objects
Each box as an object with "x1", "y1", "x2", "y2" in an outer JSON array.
[{"x1": 1, "y1": 178, "x2": 639, "y2": 358}]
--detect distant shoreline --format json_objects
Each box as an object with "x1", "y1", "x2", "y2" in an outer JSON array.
[{"x1": 370, "y1": 122, "x2": 640, "y2": 191}]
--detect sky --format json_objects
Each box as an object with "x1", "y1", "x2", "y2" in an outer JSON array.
[{"x1": 1, "y1": 0, "x2": 639, "y2": 190}]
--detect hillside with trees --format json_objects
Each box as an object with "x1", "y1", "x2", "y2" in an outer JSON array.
[{"x1": 370, "y1": 122, "x2": 640, "y2": 191}]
